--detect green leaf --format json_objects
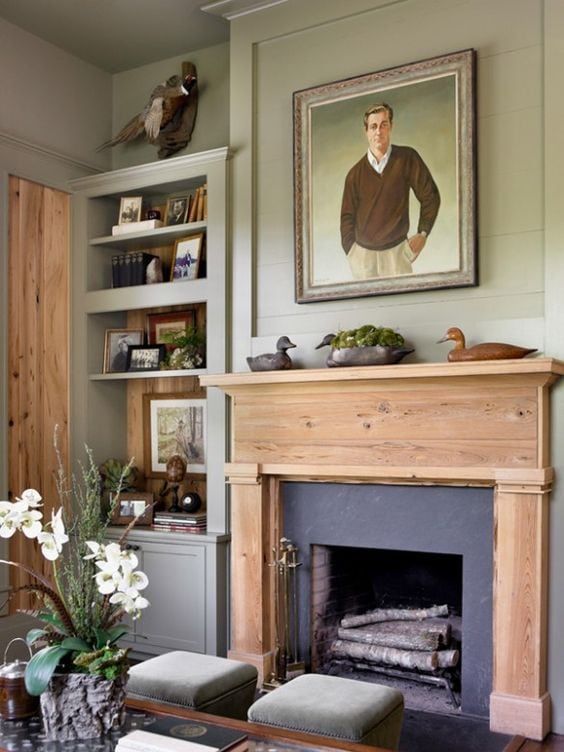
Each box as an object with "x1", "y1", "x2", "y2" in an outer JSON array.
[
  {"x1": 105, "y1": 625, "x2": 130, "y2": 645},
  {"x1": 26, "y1": 628, "x2": 48, "y2": 645},
  {"x1": 37, "y1": 612, "x2": 69, "y2": 635},
  {"x1": 25, "y1": 646, "x2": 71, "y2": 696},
  {"x1": 61, "y1": 637, "x2": 92, "y2": 652}
]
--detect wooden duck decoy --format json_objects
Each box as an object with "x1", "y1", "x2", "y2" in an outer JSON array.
[
  {"x1": 315, "y1": 333, "x2": 414, "y2": 367},
  {"x1": 246, "y1": 336, "x2": 296, "y2": 371},
  {"x1": 437, "y1": 327, "x2": 537, "y2": 362}
]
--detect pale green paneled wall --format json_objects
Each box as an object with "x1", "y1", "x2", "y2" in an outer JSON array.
[
  {"x1": 0, "y1": 17, "x2": 112, "y2": 170},
  {"x1": 230, "y1": 0, "x2": 564, "y2": 734},
  {"x1": 110, "y1": 43, "x2": 229, "y2": 169},
  {"x1": 233, "y1": 0, "x2": 544, "y2": 368}
]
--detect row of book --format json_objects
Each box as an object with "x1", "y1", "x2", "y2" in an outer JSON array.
[
  {"x1": 187, "y1": 183, "x2": 207, "y2": 223},
  {"x1": 112, "y1": 252, "x2": 158, "y2": 288},
  {"x1": 152, "y1": 510, "x2": 207, "y2": 534}
]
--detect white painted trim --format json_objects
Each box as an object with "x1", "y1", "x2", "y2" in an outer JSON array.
[
  {"x1": 0, "y1": 130, "x2": 101, "y2": 175},
  {"x1": 201, "y1": 0, "x2": 288, "y2": 20}
]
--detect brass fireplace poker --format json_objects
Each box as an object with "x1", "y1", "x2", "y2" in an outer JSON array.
[{"x1": 266, "y1": 537, "x2": 305, "y2": 689}]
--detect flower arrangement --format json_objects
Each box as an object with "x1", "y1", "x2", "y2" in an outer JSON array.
[
  {"x1": 159, "y1": 325, "x2": 204, "y2": 370},
  {"x1": 0, "y1": 445, "x2": 149, "y2": 696}
]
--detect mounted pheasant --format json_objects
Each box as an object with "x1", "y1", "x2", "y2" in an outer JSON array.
[{"x1": 99, "y1": 62, "x2": 198, "y2": 159}]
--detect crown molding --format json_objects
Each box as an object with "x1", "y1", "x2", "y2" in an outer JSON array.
[
  {"x1": 200, "y1": 0, "x2": 288, "y2": 20},
  {"x1": 0, "y1": 130, "x2": 102, "y2": 174}
]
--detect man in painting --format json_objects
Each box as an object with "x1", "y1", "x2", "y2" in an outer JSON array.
[
  {"x1": 340, "y1": 103, "x2": 440, "y2": 279},
  {"x1": 111, "y1": 336, "x2": 131, "y2": 372}
]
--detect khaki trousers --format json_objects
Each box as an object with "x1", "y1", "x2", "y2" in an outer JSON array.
[{"x1": 347, "y1": 239, "x2": 415, "y2": 280}]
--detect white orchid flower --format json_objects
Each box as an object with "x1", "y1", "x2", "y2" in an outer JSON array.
[
  {"x1": 51, "y1": 508, "x2": 69, "y2": 547},
  {"x1": 17, "y1": 489, "x2": 43, "y2": 508},
  {"x1": 0, "y1": 501, "x2": 13, "y2": 521},
  {"x1": 37, "y1": 531, "x2": 62, "y2": 560},
  {"x1": 83, "y1": 540, "x2": 103, "y2": 560},
  {"x1": 95, "y1": 569, "x2": 121, "y2": 595},
  {"x1": 119, "y1": 567, "x2": 149, "y2": 596},
  {"x1": 109, "y1": 591, "x2": 149, "y2": 618},
  {"x1": 0, "y1": 510, "x2": 21, "y2": 539},
  {"x1": 19, "y1": 509, "x2": 43, "y2": 539}
]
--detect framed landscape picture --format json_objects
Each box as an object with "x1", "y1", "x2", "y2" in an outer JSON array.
[
  {"x1": 146, "y1": 310, "x2": 196, "y2": 348},
  {"x1": 143, "y1": 393, "x2": 206, "y2": 478},
  {"x1": 293, "y1": 49, "x2": 476, "y2": 302}
]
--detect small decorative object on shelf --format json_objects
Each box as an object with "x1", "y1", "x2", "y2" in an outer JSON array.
[
  {"x1": 0, "y1": 433, "x2": 150, "y2": 740},
  {"x1": 104, "y1": 329, "x2": 145, "y2": 373},
  {"x1": 315, "y1": 325, "x2": 413, "y2": 367},
  {"x1": 181, "y1": 488, "x2": 202, "y2": 514},
  {"x1": 246, "y1": 336, "x2": 297, "y2": 371},
  {"x1": 147, "y1": 209, "x2": 161, "y2": 221},
  {"x1": 98, "y1": 63, "x2": 198, "y2": 159},
  {"x1": 112, "y1": 492, "x2": 154, "y2": 526},
  {"x1": 437, "y1": 327, "x2": 538, "y2": 362},
  {"x1": 159, "y1": 324, "x2": 204, "y2": 370},
  {"x1": 164, "y1": 454, "x2": 187, "y2": 512},
  {"x1": 165, "y1": 196, "x2": 189, "y2": 225},
  {"x1": 126, "y1": 344, "x2": 166, "y2": 372},
  {"x1": 171, "y1": 233, "x2": 204, "y2": 281}
]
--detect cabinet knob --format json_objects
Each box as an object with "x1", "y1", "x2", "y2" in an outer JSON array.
[{"x1": 125, "y1": 544, "x2": 140, "y2": 551}]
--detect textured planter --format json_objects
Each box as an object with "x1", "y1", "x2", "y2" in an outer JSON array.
[
  {"x1": 328, "y1": 345, "x2": 414, "y2": 367},
  {"x1": 40, "y1": 673, "x2": 126, "y2": 741}
]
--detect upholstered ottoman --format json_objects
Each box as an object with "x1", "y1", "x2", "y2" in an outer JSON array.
[
  {"x1": 127, "y1": 651, "x2": 258, "y2": 720},
  {"x1": 248, "y1": 674, "x2": 404, "y2": 750}
]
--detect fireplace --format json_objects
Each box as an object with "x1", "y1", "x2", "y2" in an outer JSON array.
[
  {"x1": 284, "y1": 482, "x2": 491, "y2": 717},
  {"x1": 201, "y1": 358, "x2": 564, "y2": 739}
]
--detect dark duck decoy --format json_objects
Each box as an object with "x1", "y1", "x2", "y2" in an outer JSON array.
[
  {"x1": 315, "y1": 333, "x2": 414, "y2": 367},
  {"x1": 246, "y1": 336, "x2": 296, "y2": 371},
  {"x1": 437, "y1": 327, "x2": 537, "y2": 362}
]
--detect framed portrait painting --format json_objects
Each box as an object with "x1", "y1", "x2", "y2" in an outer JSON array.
[
  {"x1": 293, "y1": 49, "x2": 476, "y2": 302},
  {"x1": 143, "y1": 393, "x2": 206, "y2": 478},
  {"x1": 103, "y1": 328, "x2": 144, "y2": 373}
]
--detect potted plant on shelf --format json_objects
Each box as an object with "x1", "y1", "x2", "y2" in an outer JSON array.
[
  {"x1": 159, "y1": 324, "x2": 205, "y2": 370},
  {"x1": 316, "y1": 325, "x2": 414, "y2": 367},
  {"x1": 0, "y1": 442, "x2": 149, "y2": 741}
]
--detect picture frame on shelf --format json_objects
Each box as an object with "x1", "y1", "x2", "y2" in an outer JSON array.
[
  {"x1": 118, "y1": 196, "x2": 143, "y2": 224},
  {"x1": 293, "y1": 49, "x2": 476, "y2": 302},
  {"x1": 126, "y1": 344, "x2": 166, "y2": 372},
  {"x1": 171, "y1": 233, "x2": 204, "y2": 282},
  {"x1": 146, "y1": 310, "x2": 196, "y2": 349},
  {"x1": 143, "y1": 393, "x2": 206, "y2": 478},
  {"x1": 103, "y1": 328, "x2": 144, "y2": 373},
  {"x1": 111, "y1": 492, "x2": 154, "y2": 526},
  {"x1": 165, "y1": 196, "x2": 189, "y2": 226}
]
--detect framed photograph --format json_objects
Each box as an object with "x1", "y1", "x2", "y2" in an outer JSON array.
[
  {"x1": 293, "y1": 49, "x2": 476, "y2": 302},
  {"x1": 165, "y1": 196, "x2": 189, "y2": 226},
  {"x1": 104, "y1": 328, "x2": 144, "y2": 373},
  {"x1": 171, "y1": 233, "x2": 204, "y2": 282},
  {"x1": 143, "y1": 393, "x2": 206, "y2": 478},
  {"x1": 126, "y1": 344, "x2": 165, "y2": 372},
  {"x1": 118, "y1": 196, "x2": 142, "y2": 224},
  {"x1": 146, "y1": 310, "x2": 196, "y2": 348},
  {"x1": 111, "y1": 492, "x2": 154, "y2": 526}
]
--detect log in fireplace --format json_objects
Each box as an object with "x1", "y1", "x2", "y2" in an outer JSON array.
[{"x1": 201, "y1": 358, "x2": 564, "y2": 739}]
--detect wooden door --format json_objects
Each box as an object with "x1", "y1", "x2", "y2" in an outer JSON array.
[{"x1": 7, "y1": 176, "x2": 70, "y2": 611}]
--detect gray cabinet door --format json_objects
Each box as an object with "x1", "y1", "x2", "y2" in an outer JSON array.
[{"x1": 134, "y1": 540, "x2": 206, "y2": 653}]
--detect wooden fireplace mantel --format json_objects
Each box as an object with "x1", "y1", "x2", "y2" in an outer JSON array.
[{"x1": 201, "y1": 358, "x2": 564, "y2": 740}]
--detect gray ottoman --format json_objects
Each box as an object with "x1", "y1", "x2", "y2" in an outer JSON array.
[
  {"x1": 127, "y1": 651, "x2": 258, "y2": 720},
  {"x1": 248, "y1": 674, "x2": 404, "y2": 750}
]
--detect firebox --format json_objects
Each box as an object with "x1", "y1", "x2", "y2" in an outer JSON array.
[{"x1": 283, "y1": 481, "x2": 493, "y2": 718}]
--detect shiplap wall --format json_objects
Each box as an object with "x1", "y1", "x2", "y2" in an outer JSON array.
[{"x1": 229, "y1": 0, "x2": 564, "y2": 733}]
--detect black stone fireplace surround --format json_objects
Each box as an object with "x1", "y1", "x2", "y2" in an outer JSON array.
[{"x1": 283, "y1": 482, "x2": 493, "y2": 718}]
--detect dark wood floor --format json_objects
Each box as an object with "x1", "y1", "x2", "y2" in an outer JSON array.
[{"x1": 507, "y1": 735, "x2": 564, "y2": 751}]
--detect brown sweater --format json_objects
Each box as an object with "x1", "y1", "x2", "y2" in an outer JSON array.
[{"x1": 340, "y1": 146, "x2": 440, "y2": 253}]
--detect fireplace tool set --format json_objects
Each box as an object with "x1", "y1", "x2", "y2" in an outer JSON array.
[{"x1": 266, "y1": 537, "x2": 305, "y2": 688}]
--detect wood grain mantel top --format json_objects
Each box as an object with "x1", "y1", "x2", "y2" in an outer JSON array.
[{"x1": 200, "y1": 357, "x2": 564, "y2": 390}]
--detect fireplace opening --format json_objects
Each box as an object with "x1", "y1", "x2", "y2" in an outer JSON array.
[
  {"x1": 283, "y1": 481, "x2": 493, "y2": 719},
  {"x1": 311, "y1": 544, "x2": 462, "y2": 712}
]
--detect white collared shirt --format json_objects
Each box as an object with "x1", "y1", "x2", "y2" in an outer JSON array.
[{"x1": 367, "y1": 145, "x2": 392, "y2": 175}]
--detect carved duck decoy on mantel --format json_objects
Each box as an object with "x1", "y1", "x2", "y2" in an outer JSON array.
[
  {"x1": 246, "y1": 336, "x2": 297, "y2": 371},
  {"x1": 437, "y1": 327, "x2": 537, "y2": 362}
]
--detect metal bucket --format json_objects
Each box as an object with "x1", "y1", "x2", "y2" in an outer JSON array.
[{"x1": 0, "y1": 637, "x2": 39, "y2": 720}]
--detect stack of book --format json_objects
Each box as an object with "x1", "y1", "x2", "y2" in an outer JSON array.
[
  {"x1": 112, "y1": 252, "x2": 158, "y2": 288},
  {"x1": 152, "y1": 510, "x2": 207, "y2": 533},
  {"x1": 115, "y1": 715, "x2": 247, "y2": 752}
]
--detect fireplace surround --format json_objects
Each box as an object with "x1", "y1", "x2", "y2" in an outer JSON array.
[{"x1": 201, "y1": 358, "x2": 564, "y2": 739}]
